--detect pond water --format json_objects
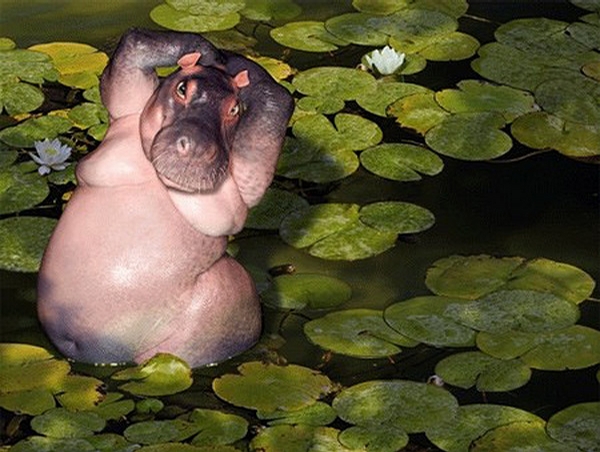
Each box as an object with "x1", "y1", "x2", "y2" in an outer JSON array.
[{"x1": 1, "y1": 1, "x2": 599, "y2": 451}]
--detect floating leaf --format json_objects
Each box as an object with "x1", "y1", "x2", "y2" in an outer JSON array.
[
  {"x1": 124, "y1": 419, "x2": 202, "y2": 445},
  {"x1": 0, "y1": 47, "x2": 58, "y2": 84},
  {"x1": 412, "y1": 0, "x2": 469, "y2": 18},
  {"x1": 296, "y1": 95, "x2": 345, "y2": 114},
  {"x1": 270, "y1": 21, "x2": 348, "y2": 52},
  {"x1": 0, "y1": 216, "x2": 57, "y2": 272},
  {"x1": 293, "y1": 67, "x2": 377, "y2": 102},
  {"x1": 388, "y1": 92, "x2": 450, "y2": 134},
  {"x1": 547, "y1": 402, "x2": 600, "y2": 452},
  {"x1": 241, "y1": 0, "x2": 302, "y2": 21},
  {"x1": 417, "y1": 31, "x2": 479, "y2": 61},
  {"x1": 384, "y1": 296, "x2": 476, "y2": 347},
  {"x1": 427, "y1": 404, "x2": 545, "y2": 452},
  {"x1": 55, "y1": 375, "x2": 104, "y2": 411},
  {"x1": 10, "y1": 436, "x2": 96, "y2": 452},
  {"x1": 0, "y1": 115, "x2": 73, "y2": 147},
  {"x1": 325, "y1": 13, "x2": 389, "y2": 46},
  {"x1": 166, "y1": 0, "x2": 245, "y2": 15},
  {"x1": 68, "y1": 102, "x2": 108, "y2": 130},
  {"x1": 340, "y1": 424, "x2": 409, "y2": 452},
  {"x1": 360, "y1": 143, "x2": 443, "y2": 181},
  {"x1": 445, "y1": 290, "x2": 580, "y2": 334},
  {"x1": 359, "y1": 201, "x2": 435, "y2": 234},
  {"x1": 0, "y1": 162, "x2": 50, "y2": 215},
  {"x1": 246, "y1": 188, "x2": 309, "y2": 230},
  {"x1": 352, "y1": 0, "x2": 411, "y2": 15},
  {"x1": 471, "y1": 420, "x2": 580, "y2": 452},
  {"x1": 188, "y1": 408, "x2": 248, "y2": 446},
  {"x1": 150, "y1": 3, "x2": 240, "y2": 33},
  {"x1": 250, "y1": 425, "x2": 355, "y2": 452},
  {"x1": 425, "y1": 255, "x2": 525, "y2": 299},
  {"x1": 0, "y1": 388, "x2": 56, "y2": 416},
  {"x1": 258, "y1": 401, "x2": 337, "y2": 427},
  {"x1": 535, "y1": 78, "x2": 600, "y2": 126},
  {"x1": 111, "y1": 353, "x2": 193, "y2": 396},
  {"x1": 250, "y1": 56, "x2": 294, "y2": 81},
  {"x1": 304, "y1": 309, "x2": 418, "y2": 358},
  {"x1": 0, "y1": 80, "x2": 45, "y2": 115},
  {"x1": 425, "y1": 112, "x2": 513, "y2": 160},
  {"x1": 86, "y1": 433, "x2": 139, "y2": 452},
  {"x1": 87, "y1": 393, "x2": 135, "y2": 421},
  {"x1": 261, "y1": 273, "x2": 352, "y2": 310},
  {"x1": 213, "y1": 362, "x2": 335, "y2": 413},
  {"x1": 31, "y1": 407, "x2": 106, "y2": 438},
  {"x1": 434, "y1": 351, "x2": 531, "y2": 391},
  {"x1": 333, "y1": 380, "x2": 459, "y2": 433},
  {"x1": 355, "y1": 81, "x2": 431, "y2": 117}
]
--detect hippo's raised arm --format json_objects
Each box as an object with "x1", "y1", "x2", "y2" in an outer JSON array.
[
  {"x1": 101, "y1": 28, "x2": 223, "y2": 119},
  {"x1": 223, "y1": 53, "x2": 295, "y2": 208}
]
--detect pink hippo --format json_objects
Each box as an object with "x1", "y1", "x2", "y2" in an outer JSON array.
[{"x1": 37, "y1": 29, "x2": 293, "y2": 367}]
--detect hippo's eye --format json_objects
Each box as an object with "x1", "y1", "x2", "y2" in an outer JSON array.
[
  {"x1": 229, "y1": 103, "x2": 240, "y2": 117},
  {"x1": 175, "y1": 81, "x2": 187, "y2": 99}
]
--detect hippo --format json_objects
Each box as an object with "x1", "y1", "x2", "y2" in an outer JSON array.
[{"x1": 37, "y1": 29, "x2": 294, "y2": 367}]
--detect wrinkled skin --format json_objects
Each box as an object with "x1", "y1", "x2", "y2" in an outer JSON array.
[{"x1": 37, "y1": 29, "x2": 293, "y2": 367}]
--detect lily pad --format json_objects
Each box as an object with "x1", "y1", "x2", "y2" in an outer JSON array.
[
  {"x1": 296, "y1": 95, "x2": 345, "y2": 114},
  {"x1": 124, "y1": 419, "x2": 202, "y2": 445},
  {"x1": 359, "y1": 201, "x2": 435, "y2": 234},
  {"x1": 304, "y1": 308, "x2": 418, "y2": 358},
  {"x1": 250, "y1": 425, "x2": 356, "y2": 452},
  {"x1": 111, "y1": 353, "x2": 193, "y2": 396},
  {"x1": 68, "y1": 102, "x2": 108, "y2": 130},
  {"x1": 339, "y1": 424, "x2": 409, "y2": 452},
  {"x1": 425, "y1": 112, "x2": 513, "y2": 160},
  {"x1": 360, "y1": 143, "x2": 443, "y2": 181},
  {"x1": 333, "y1": 380, "x2": 459, "y2": 433},
  {"x1": 0, "y1": 216, "x2": 57, "y2": 272},
  {"x1": 417, "y1": 31, "x2": 480, "y2": 61},
  {"x1": 547, "y1": 402, "x2": 600, "y2": 452},
  {"x1": 0, "y1": 47, "x2": 58, "y2": 85},
  {"x1": 246, "y1": 188, "x2": 309, "y2": 230},
  {"x1": 435, "y1": 80, "x2": 536, "y2": 122},
  {"x1": 213, "y1": 362, "x2": 335, "y2": 413},
  {"x1": 425, "y1": 255, "x2": 525, "y2": 300},
  {"x1": 325, "y1": 13, "x2": 390, "y2": 46},
  {"x1": 87, "y1": 393, "x2": 135, "y2": 421},
  {"x1": 0, "y1": 115, "x2": 73, "y2": 147},
  {"x1": 293, "y1": 67, "x2": 377, "y2": 102},
  {"x1": 261, "y1": 273, "x2": 352, "y2": 310},
  {"x1": 270, "y1": 21, "x2": 348, "y2": 52},
  {"x1": 445, "y1": 290, "x2": 580, "y2": 334},
  {"x1": 434, "y1": 351, "x2": 532, "y2": 391},
  {"x1": 388, "y1": 92, "x2": 450, "y2": 134},
  {"x1": 150, "y1": 3, "x2": 240, "y2": 33},
  {"x1": 384, "y1": 296, "x2": 476, "y2": 347},
  {"x1": 0, "y1": 162, "x2": 50, "y2": 215},
  {"x1": 257, "y1": 401, "x2": 337, "y2": 427},
  {"x1": 0, "y1": 80, "x2": 45, "y2": 115},
  {"x1": 241, "y1": 0, "x2": 302, "y2": 21},
  {"x1": 188, "y1": 409, "x2": 248, "y2": 446},
  {"x1": 31, "y1": 407, "x2": 106, "y2": 438},
  {"x1": 166, "y1": 0, "x2": 245, "y2": 15},
  {"x1": 54, "y1": 375, "x2": 105, "y2": 411},
  {"x1": 352, "y1": 0, "x2": 411, "y2": 15},
  {"x1": 355, "y1": 81, "x2": 431, "y2": 117},
  {"x1": 534, "y1": 78, "x2": 600, "y2": 126},
  {"x1": 10, "y1": 436, "x2": 97, "y2": 452},
  {"x1": 426, "y1": 404, "x2": 545, "y2": 452}
]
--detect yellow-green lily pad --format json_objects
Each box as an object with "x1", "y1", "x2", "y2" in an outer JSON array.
[
  {"x1": 241, "y1": 0, "x2": 302, "y2": 21},
  {"x1": 124, "y1": 419, "x2": 203, "y2": 445},
  {"x1": 0, "y1": 47, "x2": 58, "y2": 85},
  {"x1": 0, "y1": 217, "x2": 57, "y2": 272},
  {"x1": 325, "y1": 13, "x2": 390, "y2": 46},
  {"x1": 304, "y1": 308, "x2": 418, "y2": 358},
  {"x1": 0, "y1": 80, "x2": 45, "y2": 115},
  {"x1": 213, "y1": 362, "x2": 335, "y2": 413},
  {"x1": 250, "y1": 425, "x2": 356, "y2": 452},
  {"x1": 359, "y1": 201, "x2": 435, "y2": 234},
  {"x1": 30, "y1": 407, "x2": 106, "y2": 438},
  {"x1": 388, "y1": 91, "x2": 450, "y2": 135},
  {"x1": 547, "y1": 402, "x2": 600, "y2": 452},
  {"x1": 10, "y1": 436, "x2": 97, "y2": 452},
  {"x1": 150, "y1": 3, "x2": 240, "y2": 33},
  {"x1": 360, "y1": 143, "x2": 443, "y2": 181},
  {"x1": 270, "y1": 21, "x2": 348, "y2": 52},
  {"x1": 417, "y1": 31, "x2": 480, "y2": 61},
  {"x1": 339, "y1": 424, "x2": 409, "y2": 452},
  {"x1": 166, "y1": 0, "x2": 244, "y2": 15},
  {"x1": 355, "y1": 81, "x2": 431, "y2": 117},
  {"x1": 352, "y1": 0, "x2": 411, "y2": 15},
  {"x1": 293, "y1": 67, "x2": 377, "y2": 102},
  {"x1": 434, "y1": 351, "x2": 532, "y2": 391},
  {"x1": 188, "y1": 409, "x2": 248, "y2": 446}
]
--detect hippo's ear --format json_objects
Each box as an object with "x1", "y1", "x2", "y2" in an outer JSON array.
[
  {"x1": 233, "y1": 70, "x2": 250, "y2": 88},
  {"x1": 177, "y1": 52, "x2": 202, "y2": 69}
]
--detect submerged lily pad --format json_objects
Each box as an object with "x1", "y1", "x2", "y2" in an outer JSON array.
[
  {"x1": 31, "y1": 407, "x2": 106, "y2": 438},
  {"x1": 426, "y1": 404, "x2": 545, "y2": 452},
  {"x1": 434, "y1": 351, "x2": 532, "y2": 391},
  {"x1": 0, "y1": 216, "x2": 57, "y2": 272},
  {"x1": 111, "y1": 353, "x2": 192, "y2": 396},
  {"x1": 304, "y1": 309, "x2": 418, "y2": 358},
  {"x1": 213, "y1": 362, "x2": 335, "y2": 413},
  {"x1": 360, "y1": 143, "x2": 444, "y2": 181},
  {"x1": 261, "y1": 273, "x2": 352, "y2": 310},
  {"x1": 384, "y1": 296, "x2": 476, "y2": 347},
  {"x1": 270, "y1": 21, "x2": 348, "y2": 52},
  {"x1": 333, "y1": 380, "x2": 459, "y2": 433},
  {"x1": 547, "y1": 402, "x2": 600, "y2": 452}
]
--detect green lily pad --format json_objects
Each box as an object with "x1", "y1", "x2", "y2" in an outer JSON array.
[
  {"x1": 150, "y1": 3, "x2": 240, "y2": 33},
  {"x1": 333, "y1": 380, "x2": 459, "y2": 433},
  {"x1": 188, "y1": 409, "x2": 248, "y2": 446},
  {"x1": 388, "y1": 91, "x2": 450, "y2": 134},
  {"x1": 0, "y1": 388, "x2": 56, "y2": 416},
  {"x1": 0, "y1": 47, "x2": 58, "y2": 85},
  {"x1": 360, "y1": 143, "x2": 443, "y2": 181},
  {"x1": 352, "y1": 0, "x2": 411, "y2": 15},
  {"x1": 124, "y1": 419, "x2": 202, "y2": 445},
  {"x1": 412, "y1": 0, "x2": 469, "y2": 18},
  {"x1": 246, "y1": 188, "x2": 309, "y2": 230},
  {"x1": 86, "y1": 433, "x2": 139, "y2": 452},
  {"x1": 10, "y1": 436, "x2": 97, "y2": 452},
  {"x1": 166, "y1": 0, "x2": 245, "y2": 15},
  {"x1": 512, "y1": 111, "x2": 600, "y2": 158},
  {"x1": 547, "y1": 402, "x2": 600, "y2": 452},
  {"x1": 0, "y1": 37, "x2": 16, "y2": 50},
  {"x1": 258, "y1": 401, "x2": 337, "y2": 427},
  {"x1": 87, "y1": 393, "x2": 135, "y2": 421},
  {"x1": 296, "y1": 95, "x2": 345, "y2": 114},
  {"x1": 54, "y1": 375, "x2": 105, "y2": 411},
  {"x1": 417, "y1": 31, "x2": 480, "y2": 61},
  {"x1": 570, "y1": 0, "x2": 600, "y2": 11},
  {"x1": 435, "y1": 80, "x2": 536, "y2": 122},
  {"x1": 250, "y1": 425, "x2": 356, "y2": 452},
  {"x1": 0, "y1": 80, "x2": 45, "y2": 115},
  {"x1": 535, "y1": 78, "x2": 600, "y2": 126},
  {"x1": 270, "y1": 21, "x2": 348, "y2": 52},
  {"x1": 293, "y1": 67, "x2": 377, "y2": 102},
  {"x1": 425, "y1": 112, "x2": 513, "y2": 160},
  {"x1": 0, "y1": 115, "x2": 73, "y2": 147},
  {"x1": 241, "y1": 0, "x2": 302, "y2": 21},
  {"x1": 304, "y1": 308, "x2": 418, "y2": 358},
  {"x1": 359, "y1": 201, "x2": 435, "y2": 234},
  {"x1": 445, "y1": 290, "x2": 580, "y2": 334},
  {"x1": 31, "y1": 407, "x2": 106, "y2": 438},
  {"x1": 325, "y1": 13, "x2": 390, "y2": 46},
  {"x1": 0, "y1": 162, "x2": 50, "y2": 215},
  {"x1": 425, "y1": 255, "x2": 525, "y2": 299},
  {"x1": 434, "y1": 351, "x2": 532, "y2": 391},
  {"x1": 426, "y1": 404, "x2": 545, "y2": 452},
  {"x1": 68, "y1": 102, "x2": 108, "y2": 130},
  {"x1": 213, "y1": 362, "x2": 335, "y2": 413},
  {"x1": 111, "y1": 353, "x2": 193, "y2": 396},
  {"x1": 204, "y1": 29, "x2": 257, "y2": 52},
  {"x1": 384, "y1": 296, "x2": 476, "y2": 347},
  {"x1": 0, "y1": 216, "x2": 57, "y2": 272},
  {"x1": 339, "y1": 424, "x2": 409, "y2": 452},
  {"x1": 250, "y1": 56, "x2": 294, "y2": 81},
  {"x1": 471, "y1": 420, "x2": 580, "y2": 452},
  {"x1": 136, "y1": 398, "x2": 164, "y2": 415},
  {"x1": 261, "y1": 273, "x2": 352, "y2": 310},
  {"x1": 355, "y1": 81, "x2": 431, "y2": 117}
]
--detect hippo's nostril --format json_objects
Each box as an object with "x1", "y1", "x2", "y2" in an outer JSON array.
[{"x1": 177, "y1": 136, "x2": 191, "y2": 156}]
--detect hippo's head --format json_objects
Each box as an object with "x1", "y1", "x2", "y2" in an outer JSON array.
[{"x1": 140, "y1": 54, "x2": 249, "y2": 193}]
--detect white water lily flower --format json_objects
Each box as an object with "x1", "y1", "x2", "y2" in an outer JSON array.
[
  {"x1": 30, "y1": 138, "x2": 72, "y2": 175},
  {"x1": 364, "y1": 46, "x2": 406, "y2": 75}
]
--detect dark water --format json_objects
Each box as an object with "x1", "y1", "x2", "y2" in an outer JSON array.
[{"x1": 1, "y1": 0, "x2": 598, "y2": 428}]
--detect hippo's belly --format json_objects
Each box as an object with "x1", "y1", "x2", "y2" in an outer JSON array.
[{"x1": 37, "y1": 183, "x2": 227, "y2": 363}]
